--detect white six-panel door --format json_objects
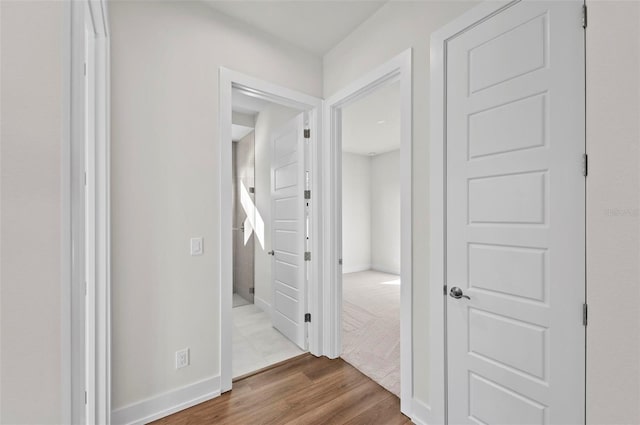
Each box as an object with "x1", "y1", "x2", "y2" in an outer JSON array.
[
  {"x1": 271, "y1": 113, "x2": 307, "y2": 349},
  {"x1": 445, "y1": 1, "x2": 585, "y2": 423}
]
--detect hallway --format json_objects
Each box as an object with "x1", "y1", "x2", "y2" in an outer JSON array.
[{"x1": 151, "y1": 354, "x2": 410, "y2": 425}]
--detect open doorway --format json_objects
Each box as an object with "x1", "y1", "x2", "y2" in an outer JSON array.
[
  {"x1": 220, "y1": 72, "x2": 322, "y2": 392},
  {"x1": 340, "y1": 81, "x2": 401, "y2": 396},
  {"x1": 323, "y1": 49, "x2": 412, "y2": 413},
  {"x1": 230, "y1": 89, "x2": 308, "y2": 379}
]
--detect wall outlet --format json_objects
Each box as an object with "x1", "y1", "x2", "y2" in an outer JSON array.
[
  {"x1": 176, "y1": 348, "x2": 190, "y2": 369},
  {"x1": 190, "y1": 237, "x2": 203, "y2": 256}
]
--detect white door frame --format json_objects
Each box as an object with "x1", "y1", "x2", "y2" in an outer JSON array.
[
  {"x1": 429, "y1": 1, "x2": 587, "y2": 423},
  {"x1": 69, "y1": 0, "x2": 111, "y2": 423},
  {"x1": 219, "y1": 68, "x2": 323, "y2": 392},
  {"x1": 322, "y1": 49, "x2": 413, "y2": 414}
]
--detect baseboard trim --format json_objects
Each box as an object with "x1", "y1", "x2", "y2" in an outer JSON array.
[
  {"x1": 411, "y1": 398, "x2": 431, "y2": 425},
  {"x1": 111, "y1": 375, "x2": 220, "y2": 425},
  {"x1": 342, "y1": 264, "x2": 371, "y2": 274},
  {"x1": 371, "y1": 265, "x2": 401, "y2": 276},
  {"x1": 254, "y1": 296, "x2": 271, "y2": 318}
]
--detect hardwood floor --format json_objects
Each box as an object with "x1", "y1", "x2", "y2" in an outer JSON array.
[{"x1": 151, "y1": 353, "x2": 412, "y2": 425}]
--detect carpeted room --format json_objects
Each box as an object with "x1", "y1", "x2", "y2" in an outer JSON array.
[{"x1": 340, "y1": 81, "x2": 402, "y2": 395}]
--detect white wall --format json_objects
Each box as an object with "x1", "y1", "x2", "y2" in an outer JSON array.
[
  {"x1": 324, "y1": 0, "x2": 479, "y2": 404},
  {"x1": 0, "y1": 1, "x2": 65, "y2": 423},
  {"x1": 341, "y1": 152, "x2": 372, "y2": 273},
  {"x1": 232, "y1": 111, "x2": 255, "y2": 128},
  {"x1": 110, "y1": 1, "x2": 321, "y2": 411},
  {"x1": 586, "y1": 2, "x2": 640, "y2": 423},
  {"x1": 253, "y1": 103, "x2": 301, "y2": 310},
  {"x1": 342, "y1": 150, "x2": 400, "y2": 275},
  {"x1": 371, "y1": 150, "x2": 400, "y2": 274}
]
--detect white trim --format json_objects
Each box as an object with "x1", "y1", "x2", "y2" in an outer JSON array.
[
  {"x1": 74, "y1": 0, "x2": 110, "y2": 423},
  {"x1": 410, "y1": 398, "x2": 432, "y2": 425},
  {"x1": 219, "y1": 68, "x2": 323, "y2": 393},
  {"x1": 111, "y1": 375, "x2": 221, "y2": 425},
  {"x1": 370, "y1": 266, "x2": 401, "y2": 276},
  {"x1": 429, "y1": 2, "x2": 518, "y2": 423},
  {"x1": 253, "y1": 296, "x2": 272, "y2": 318},
  {"x1": 322, "y1": 49, "x2": 413, "y2": 415},
  {"x1": 341, "y1": 265, "x2": 371, "y2": 274}
]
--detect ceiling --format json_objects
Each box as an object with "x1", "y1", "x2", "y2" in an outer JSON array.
[
  {"x1": 232, "y1": 88, "x2": 273, "y2": 115},
  {"x1": 232, "y1": 124, "x2": 254, "y2": 141},
  {"x1": 202, "y1": 0, "x2": 386, "y2": 56},
  {"x1": 341, "y1": 81, "x2": 400, "y2": 156}
]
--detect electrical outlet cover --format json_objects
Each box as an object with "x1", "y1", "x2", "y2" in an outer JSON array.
[{"x1": 176, "y1": 348, "x2": 190, "y2": 369}]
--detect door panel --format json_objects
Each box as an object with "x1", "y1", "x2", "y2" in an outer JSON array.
[
  {"x1": 446, "y1": 1, "x2": 585, "y2": 424},
  {"x1": 271, "y1": 113, "x2": 307, "y2": 349}
]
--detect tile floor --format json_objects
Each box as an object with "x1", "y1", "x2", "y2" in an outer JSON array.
[
  {"x1": 233, "y1": 293, "x2": 251, "y2": 308},
  {"x1": 232, "y1": 303, "x2": 305, "y2": 378}
]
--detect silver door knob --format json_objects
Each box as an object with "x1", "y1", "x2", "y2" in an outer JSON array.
[
  {"x1": 449, "y1": 286, "x2": 470, "y2": 300},
  {"x1": 268, "y1": 250, "x2": 275, "y2": 256}
]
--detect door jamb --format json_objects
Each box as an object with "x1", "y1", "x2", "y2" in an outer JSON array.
[
  {"x1": 70, "y1": 0, "x2": 110, "y2": 423},
  {"x1": 219, "y1": 68, "x2": 323, "y2": 392},
  {"x1": 322, "y1": 49, "x2": 413, "y2": 415},
  {"x1": 429, "y1": 2, "x2": 533, "y2": 423}
]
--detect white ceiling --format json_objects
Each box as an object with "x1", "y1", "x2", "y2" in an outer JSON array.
[
  {"x1": 232, "y1": 88, "x2": 273, "y2": 115},
  {"x1": 232, "y1": 124, "x2": 254, "y2": 142},
  {"x1": 202, "y1": 0, "x2": 386, "y2": 56},
  {"x1": 341, "y1": 81, "x2": 400, "y2": 156}
]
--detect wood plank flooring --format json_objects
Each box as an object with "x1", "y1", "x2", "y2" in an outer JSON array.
[{"x1": 151, "y1": 353, "x2": 412, "y2": 425}]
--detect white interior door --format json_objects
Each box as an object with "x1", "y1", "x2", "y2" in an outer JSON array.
[
  {"x1": 271, "y1": 113, "x2": 307, "y2": 349},
  {"x1": 445, "y1": 1, "x2": 585, "y2": 424}
]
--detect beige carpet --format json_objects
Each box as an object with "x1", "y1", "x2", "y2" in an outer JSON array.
[{"x1": 341, "y1": 270, "x2": 400, "y2": 396}]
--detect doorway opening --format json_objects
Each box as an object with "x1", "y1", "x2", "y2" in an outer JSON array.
[
  {"x1": 340, "y1": 81, "x2": 402, "y2": 396},
  {"x1": 230, "y1": 88, "x2": 308, "y2": 379},
  {"x1": 219, "y1": 69, "x2": 323, "y2": 392},
  {"x1": 323, "y1": 49, "x2": 412, "y2": 414}
]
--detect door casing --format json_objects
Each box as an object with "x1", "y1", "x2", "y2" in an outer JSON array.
[
  {"x1": 219, "y1": 69, "x2": 323, "y2": 392},
  {"x1": 322, "y1": 49, "x2": 413, "y2": 415},
  {"x1": 429, "y1": 1, "x2": 587, "y2": 423},
  {"x1": 69, "y1": 0, "x2": 110, "y2": 423}
]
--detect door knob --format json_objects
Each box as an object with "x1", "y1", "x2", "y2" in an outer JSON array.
[
  {"x1": 268, "y1": 250, "x2": 275, "y2": 256},
  {"x1": 449, "y1": 286, "x2": 470, "y2": 300}
]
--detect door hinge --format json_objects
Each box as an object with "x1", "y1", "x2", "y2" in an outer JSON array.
[
  {"x1": 249, "y1": 287, "x2": 254, "y2": 294},
  {"x1": 338, "y1": 258, "x2": 343, "y2": 265},
  {"x1": 249, "y1": 186, "x2": 255, "y2": 194},
  {"x1": 304, "y1": 313, "x2": 311, "y2": 323},
  {"x1": 84, "y1": 390, "x2": 87, "y2": 405},
  {"x1": 583, "y1": 303, "x2": 588, "y2": 326},
  {"x1": 582, "y1": 154, "x2": 588, "y2": 177},
  {"x1": 443, "y1": 285, "x2": 447, "y2": 295},
  {"x1": 582, "y1": 4, "x2": 587, "y2": 29},
  {"x1": 84, "y1": 62, "x2": 87, "y2": 76},
  {"x1": 304, "y1": 129, "x2": 310, "y2": 139},
  {"x1": 304, "y1": 190, "x2": 311, "y2": 200},
  {"x1": 304, "y1": 251, "x2": 311, "y2": 261}
]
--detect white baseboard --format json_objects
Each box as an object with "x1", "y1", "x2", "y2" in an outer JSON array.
[
  {"x1": 411, "y1": 398, "x2": 432, "y2": 425},
  {"x1": 111, "y1": 375, "x2": 220, "y2": 425},
  {"x1": 342, "y1": 264, "x2": 371, "y2": 274},
  {"x1": 371, "y1": 265, "x2": 401, "y2": 275},
  {"x1": 254, "y1": 295, "x2": 271, "y2": 317}
]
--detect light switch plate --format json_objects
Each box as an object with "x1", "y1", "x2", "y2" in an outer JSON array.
[{"x1": 190, "y1": 237, "x2": 203, "y2": 256}]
